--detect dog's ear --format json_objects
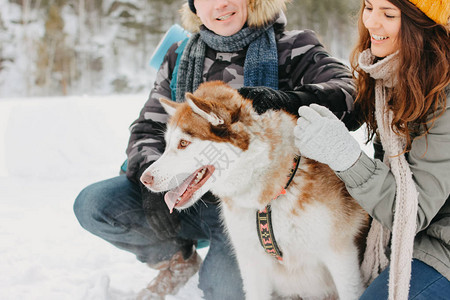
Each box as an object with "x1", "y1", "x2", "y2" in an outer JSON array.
[
  {"x1": 159, "y1": 98, "x2": 179, "y2": 116},
  {"x1": 186, "y1": 93, "x2": 224, "y2": 126}
]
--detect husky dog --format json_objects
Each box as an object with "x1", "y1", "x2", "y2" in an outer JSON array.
[{"x1": 141, "y1": 81, "x2": 368, "y2": 300}]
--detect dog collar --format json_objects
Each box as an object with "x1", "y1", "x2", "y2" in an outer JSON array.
[{"x1": 256, "y1": 155, "x2": 301, "y2": 262}]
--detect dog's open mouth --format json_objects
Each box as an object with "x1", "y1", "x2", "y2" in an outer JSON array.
[{"x1": 164, "y1": 165, "x2": 215, "y2": 213}]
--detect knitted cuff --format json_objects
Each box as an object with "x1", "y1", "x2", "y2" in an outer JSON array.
[{"x1": 335, "y1": 151, "x2": 377, "y2": 188}]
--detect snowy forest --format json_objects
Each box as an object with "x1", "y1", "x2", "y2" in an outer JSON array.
[{"x1": 0, "y1": 0, "x2": 360, "y2": 97}]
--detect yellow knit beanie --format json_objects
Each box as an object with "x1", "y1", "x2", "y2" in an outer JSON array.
[{"x1": 408, "y1": 0, "x2": 450, "y2": 25}]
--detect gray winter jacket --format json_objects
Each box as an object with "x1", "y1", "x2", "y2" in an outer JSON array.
[
  {"x1": 337, "y1": 88, "x2": 450, "y2": 280},
  {"x1": 125, "y1": 20, "x2": 357, "y2": 183}
]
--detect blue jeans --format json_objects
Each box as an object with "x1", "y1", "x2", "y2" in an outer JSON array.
[
  {"x1": 360, "y1": 259, "x2": 450, "y2": 299},
  {"x1": 73, "y1": 175, "x2": 244, "y2": 300}
]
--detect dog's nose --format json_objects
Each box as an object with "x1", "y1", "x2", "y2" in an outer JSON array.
[{"x1": 140, "y1": 172, "x2": 154, "y2": 186}]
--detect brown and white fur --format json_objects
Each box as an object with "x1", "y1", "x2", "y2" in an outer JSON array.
[{"x1": 141, "y1": 81, "x2": 369, "y2": 300}]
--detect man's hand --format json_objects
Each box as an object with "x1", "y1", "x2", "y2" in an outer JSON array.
[{"x1": 238, "y1": 86, "x2": 311, "y2": 115}]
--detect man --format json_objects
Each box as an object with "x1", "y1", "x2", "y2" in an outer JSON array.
[{"x1": 74, "y1": 0, "x2": 357, "y2": 299}]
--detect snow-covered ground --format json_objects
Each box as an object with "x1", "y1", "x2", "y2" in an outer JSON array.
[{"x1": 0, "y1": 95, "x2": 372, "y2": 300}]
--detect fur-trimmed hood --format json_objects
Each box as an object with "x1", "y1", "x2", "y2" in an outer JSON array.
[{"x1": 180, "y1": 0, "x2": 289, "y2": 33}]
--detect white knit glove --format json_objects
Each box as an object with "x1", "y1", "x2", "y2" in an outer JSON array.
[{"x1": 294, "y1": 104, "x2": 361, "y2": 171}]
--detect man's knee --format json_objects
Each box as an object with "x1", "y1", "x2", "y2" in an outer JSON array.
[{"x1": 73, "y1": 182, "x2": 108, "y2": 231}]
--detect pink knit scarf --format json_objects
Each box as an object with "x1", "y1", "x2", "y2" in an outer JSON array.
[{"x1": 358, "y1": 49, "x2": 419, "y2": 300}]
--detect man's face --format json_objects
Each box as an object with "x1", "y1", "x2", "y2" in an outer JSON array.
[{"x1": 195, "y1": 0, "x2": 248, "y2": 36}]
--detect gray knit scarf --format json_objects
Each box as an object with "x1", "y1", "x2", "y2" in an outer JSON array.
[
  {"x1": 175, "y1": 23, "x2": 278, "y2": 102},
  {"x1": 359, "y1": 49, "x2": 419, "y2": 300}
]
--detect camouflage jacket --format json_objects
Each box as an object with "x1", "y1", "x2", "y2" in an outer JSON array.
[{"x1": 126, "y1": 23, "x2": 357, "y2": 183}]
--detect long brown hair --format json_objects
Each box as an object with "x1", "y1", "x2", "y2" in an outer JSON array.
[{"x1": 350, "y1": 0, "x2": 450, "y2": 152}]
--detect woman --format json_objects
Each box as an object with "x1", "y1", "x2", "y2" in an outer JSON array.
[{"x1": 293, "y1": 0, "x2": 449, "y2": 299}]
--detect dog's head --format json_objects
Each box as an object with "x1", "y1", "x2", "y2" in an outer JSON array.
[{"x1": 140, "y1": 81, "x2": 255, "y2": 212}]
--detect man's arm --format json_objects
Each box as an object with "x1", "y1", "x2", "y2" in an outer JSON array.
[
  {"x1": 240, "y1": 29, "x2": 360, "y2": 131},
  {"x1": 126, "y1": 43, "x2": 179, "y2": 183},
  {"x1": 125, "y1": 43, "x2": 181, "y2": 239}
]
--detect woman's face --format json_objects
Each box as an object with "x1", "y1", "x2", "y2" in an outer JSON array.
[
  {"x1": 362, "y1": 0, "x2": 402, "y2": 58},
  {"x1": 194, "y1": 0, "x2": 248, "y2": 36}
]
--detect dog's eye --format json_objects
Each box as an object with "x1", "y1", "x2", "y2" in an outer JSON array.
[{"x1": 178, "y1": 139, "x2": 191, "y2": 149}]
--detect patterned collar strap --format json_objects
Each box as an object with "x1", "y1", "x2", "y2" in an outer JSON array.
[
  {"x1": 257, "y1": 204, "x2": 283, "y2": 261},
  {"x1": 256, "y1": 155, "x2": 301, "y2": 262}
]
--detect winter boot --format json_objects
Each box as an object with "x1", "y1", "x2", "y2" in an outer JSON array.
[{"x1": 137, "y1": 250, "x2": 202, "y2": 299}]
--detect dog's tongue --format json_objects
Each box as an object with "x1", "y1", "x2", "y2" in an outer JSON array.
[{"x1": 164, "y1": 172, "x2": 198, "y2": 213}]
